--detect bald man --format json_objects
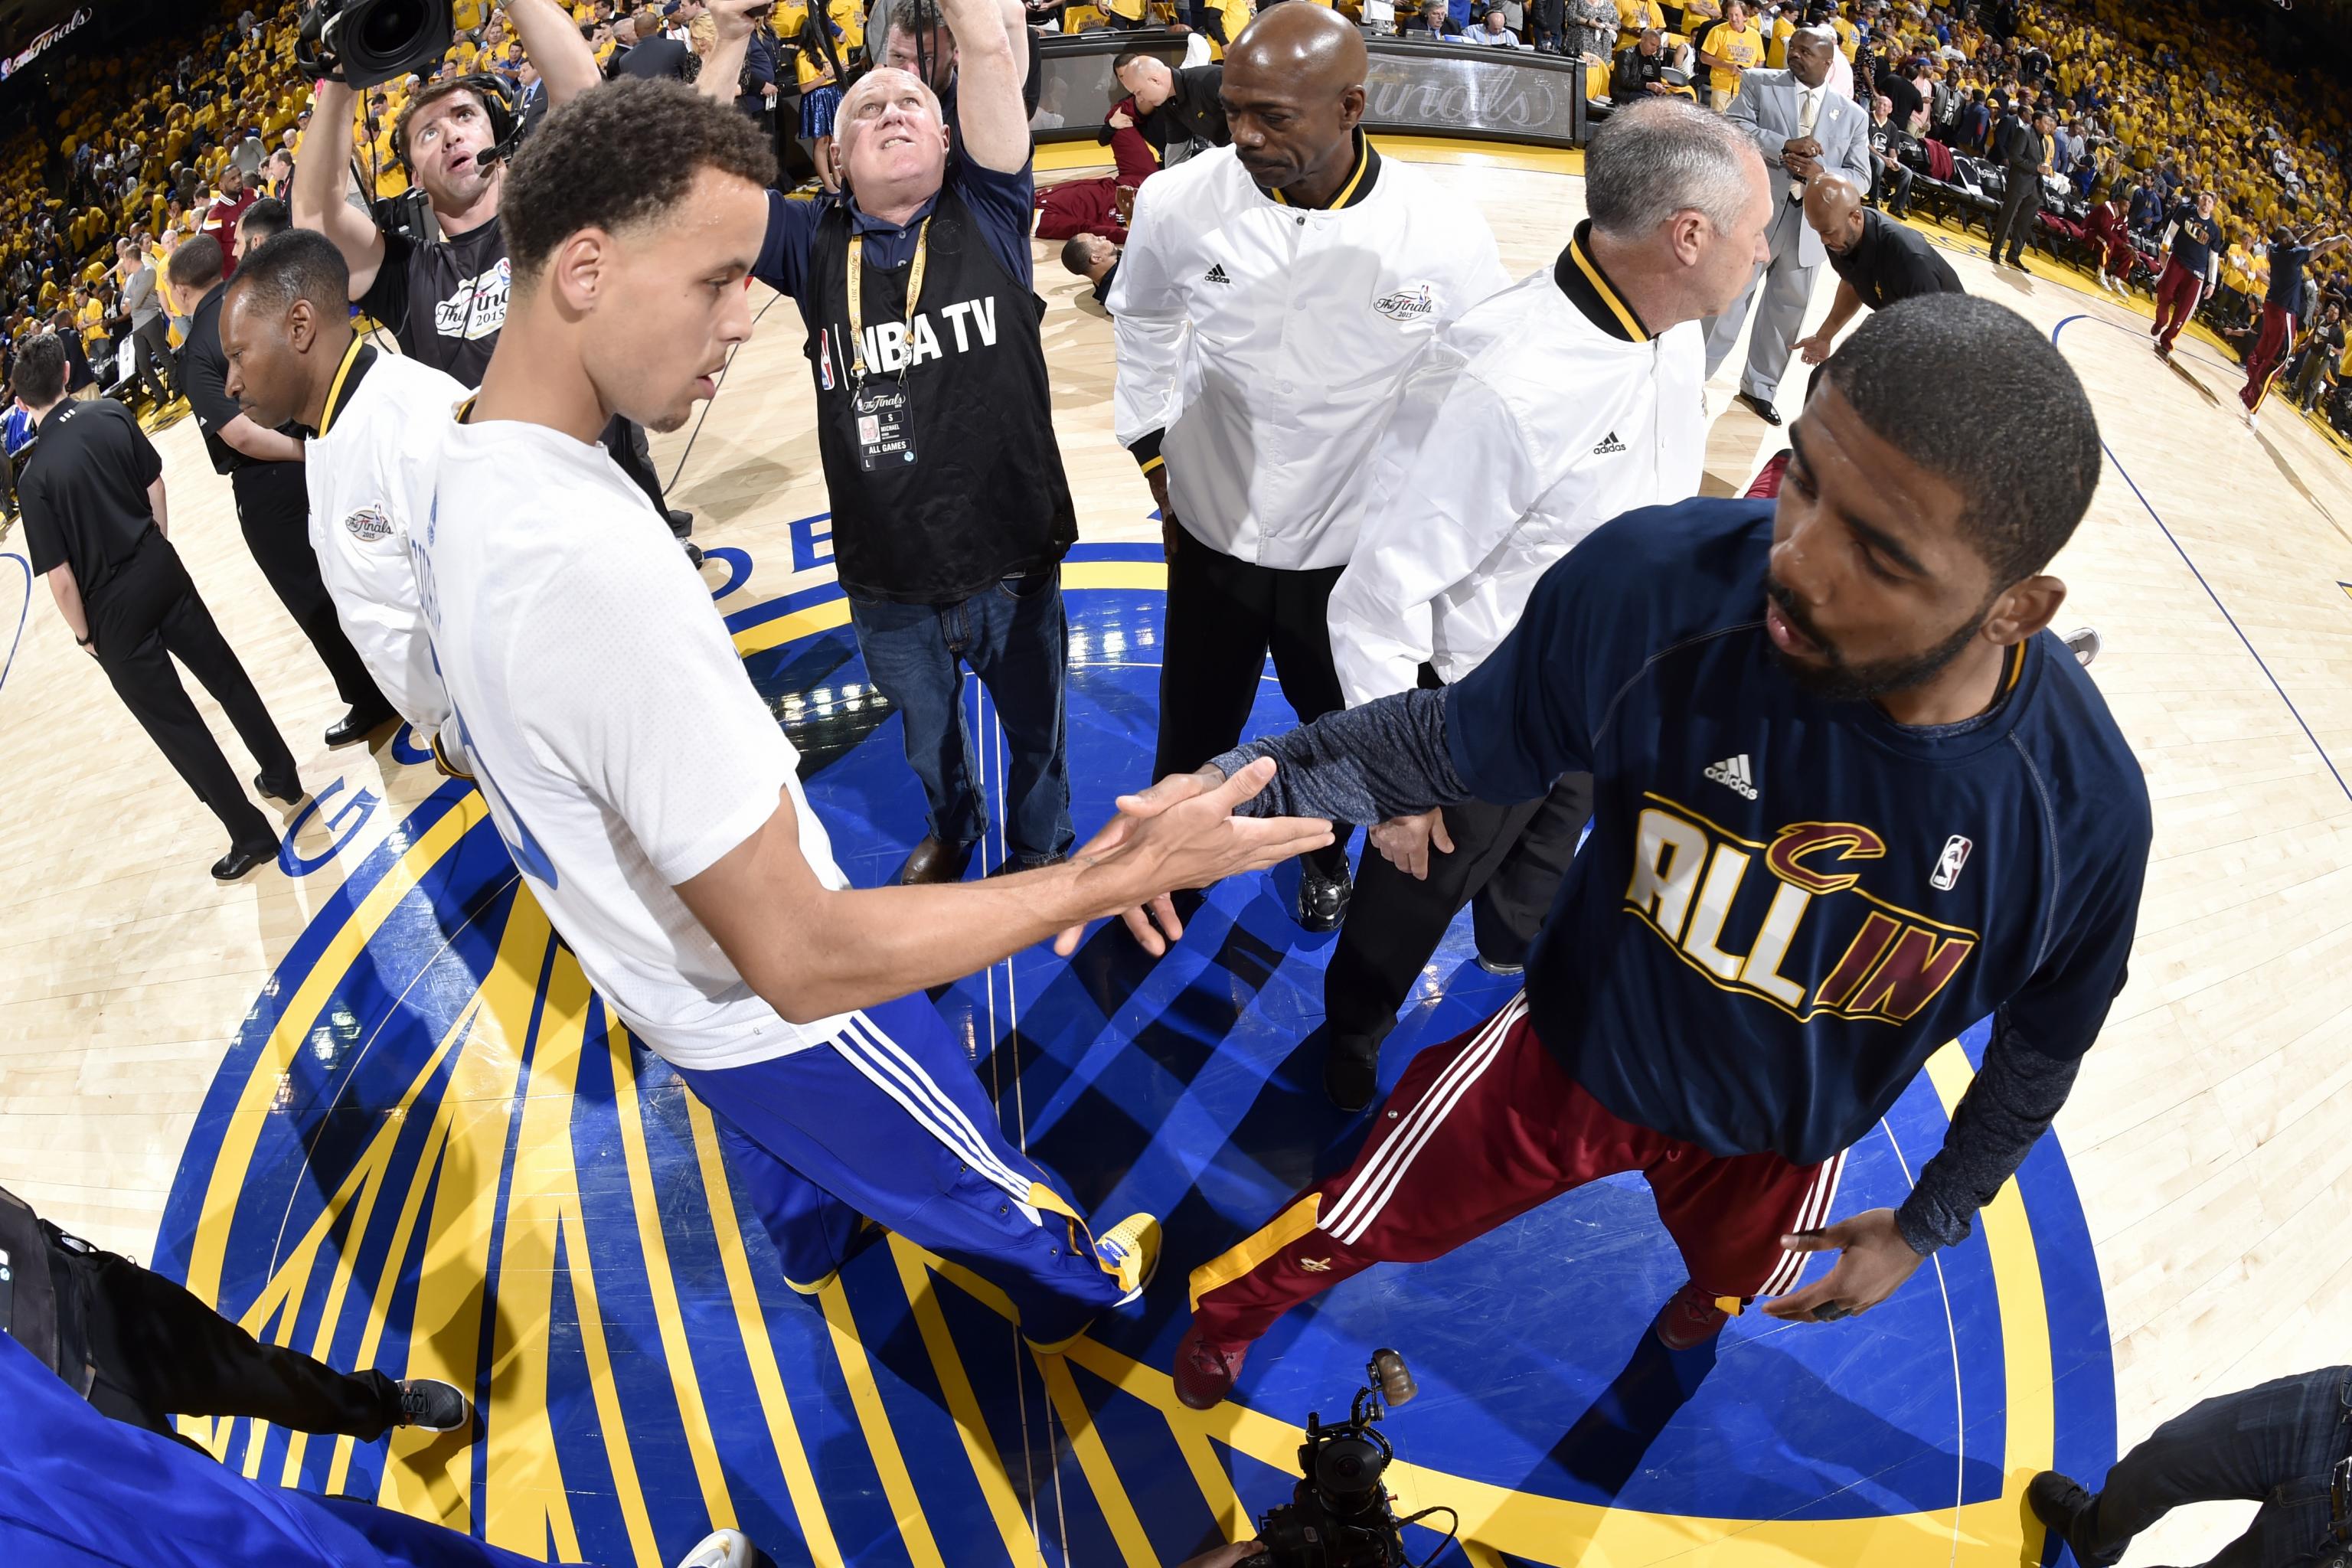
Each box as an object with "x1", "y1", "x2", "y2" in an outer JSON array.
[
  {"x1": 1109, "y1": 5, "x2": 1509, "y2": 934},
  {"x1": 1792, "y1": 174, "x2": 1962, "y2": 368},
  {"x1": 1701, "y1": 25, "x2": 1871, "y2": 425},
  {"x1": 702, "y1": 0, "x2": 1081, "y2": 886}
]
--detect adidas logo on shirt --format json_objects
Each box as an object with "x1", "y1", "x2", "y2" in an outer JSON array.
[
  {"x1": 1706, "y1": 753, "x2": 1759, "y2": 799},
  {"x1": 1592, "y1": 430, "x2": 1628, "y2": 455},
  {"x1": 1203, "y1": 263, "x2": 1232, "y2": 284}
]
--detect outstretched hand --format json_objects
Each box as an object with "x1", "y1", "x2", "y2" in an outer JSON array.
[
  {"x1": 1760, "y1": 1207, "x2": 1925, "y2": 1323},
  {"x1": 1050, "y1": 760, "x2": 1333, "y2": 957}
]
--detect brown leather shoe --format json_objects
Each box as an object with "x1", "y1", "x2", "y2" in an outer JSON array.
[{"x1": 896, "y1": 835, "x2": 975, "y2": 885}]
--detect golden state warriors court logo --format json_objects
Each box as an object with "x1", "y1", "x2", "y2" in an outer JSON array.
[{"x1": 156, "y1": 545, "x2": 2118, "y2": 1567}]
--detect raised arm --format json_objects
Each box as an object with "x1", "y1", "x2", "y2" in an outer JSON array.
[
  {"x1": 697, "y1": 0, "x2": 760, "y2": 103},
  {"x1": 936, "y1": 0, "x2": 1028, "y2": 172},
  {"x1": 290, "y1": 80, "x2": 387, "y2": 300},
  {"x1": 507, "y1": 0, "x2": 603, "y2": 103}
]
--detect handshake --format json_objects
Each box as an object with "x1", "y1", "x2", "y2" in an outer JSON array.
[{"x1": 1051, "y1": 758, "x2": 1334, "y2": 957}]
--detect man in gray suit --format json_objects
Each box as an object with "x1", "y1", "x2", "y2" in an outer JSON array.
[
  {"x1": 1702, "y1": 28, "x2": 1871, "y2": 425},
  {"x1": 111, "y1": 240, "x2": 177, "y2": 410}
]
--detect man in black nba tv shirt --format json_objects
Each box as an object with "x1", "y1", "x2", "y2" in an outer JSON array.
[
  {"x1": 1120, "y1": 296, "x2": 2154, "y2": 1411},
  {"x1": 704, "y1": 0, "x2": 1081, "y2": 887},
  {"x1": 292, "y1": 0, "x2": 696, "y2": 550}
]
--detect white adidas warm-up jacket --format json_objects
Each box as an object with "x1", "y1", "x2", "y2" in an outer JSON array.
[
  {"x1": 1107, "y1": 139, "x2": 1510, "y2": 572},
  {"x1": 1328, "y1": 227, "x2": 1709, "y2": 706}
]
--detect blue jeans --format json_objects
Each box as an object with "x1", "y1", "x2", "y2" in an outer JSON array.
[
  {"x1": 2086, "y1": 1367, "x2": 2352, "y2": 1566},
  {"x1": 846, "y1": 567, "x2": 1073, "y2": 865}
]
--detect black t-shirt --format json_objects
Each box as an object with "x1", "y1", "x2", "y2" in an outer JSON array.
[
  {"x1": 2266, "y1": 242, "x2": 2314, "y2": 316},
  {"x1": 1875, "y1": 70, "x2": 1922, "y2": 127},
  {"x1": 18, "y1": 398, "x2": 162, "y2": 603},
  {"x1": 357, "y1": 216, "x2": 509, "y2": 388},
  {"x1": 1826, "y1": 207, "x2": 1966, "y2": 310},
  {"x1": 178, "y1": 283, "x2": 253, "y2": 475}
]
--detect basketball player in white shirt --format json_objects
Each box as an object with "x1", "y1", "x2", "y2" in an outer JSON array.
[
  {"x1": 412, "y1": 80, "x2": 1331, "y2": 1350},
  {"x1": 220, "y1": 229, "x2": 469, "y2": 766}
]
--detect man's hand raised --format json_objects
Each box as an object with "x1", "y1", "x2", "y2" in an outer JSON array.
[
  {"x1": 705, "y1": 0, "x2": 768, "y2": 42},
  {"x1": 1051, "y1": 760, "x2": 1333, "y2": 957}
]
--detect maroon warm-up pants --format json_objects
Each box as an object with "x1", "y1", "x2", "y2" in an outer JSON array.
[
  {"x1": 2152, "y1": 258, "x2": 2205, "y2": 349},
  {"x1": 2242, "y1": 302, "x2": 2298, "y2": 412},
  {"x1": 1187, "y1": 997, "x2": 1849, "y2": 1344}
]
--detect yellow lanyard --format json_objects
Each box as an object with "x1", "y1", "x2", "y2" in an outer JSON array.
[{"x1": 845, "y1": 217, "x2": 929, "y2": 382}]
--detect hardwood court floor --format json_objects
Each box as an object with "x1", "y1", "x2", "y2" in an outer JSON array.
[{"x1": 0, "y1": 141, "x2": 2347, "y2": 1566}]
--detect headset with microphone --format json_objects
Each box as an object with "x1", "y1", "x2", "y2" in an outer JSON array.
[{"x1": 389, "y1": 72, "x2": 523, "y2": 174}]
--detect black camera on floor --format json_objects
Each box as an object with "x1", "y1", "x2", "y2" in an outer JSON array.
[
  {"x1": 297, "y1": 0, "x2": 455, "y2": 87},
  {"x1": 1241, "y1": 1350, "x2": 1456, "y2": 1568}
]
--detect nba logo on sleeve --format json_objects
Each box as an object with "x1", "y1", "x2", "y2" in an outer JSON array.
[{"x1": 1930, "y1": 835, "x2": 1973, "y2": 891}]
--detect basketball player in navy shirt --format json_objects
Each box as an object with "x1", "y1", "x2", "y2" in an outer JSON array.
[{"x1": 1116, "y1": 296, "x2": 2153, "y2": 1410}]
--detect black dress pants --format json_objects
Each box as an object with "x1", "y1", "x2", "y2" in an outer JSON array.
[
  {"x1": 87, "y1": 534, "x2": 298, "y2": 852},
  {"x1": 53, "y1": 1230, "x2": 403, "y2": 1448},
  {"x1": 1324, "y1": 773, "x2": 1592, "y2": 1045},
  {"x1": 1155, "y1": 540, "x2": 1350, "y2": 876},
  {"x1": 1994, "y1": 176, "x2": 2043, "y2": 262},
  {"x1": 2083, "y1": 1367, "x2": 2352, "y2": 1567},
  {"x1": 230, "y1": 461, "x2": 388, "y2": 715}
]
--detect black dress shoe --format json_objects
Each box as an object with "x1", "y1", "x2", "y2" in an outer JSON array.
[
  {"x1": 325, "y1": 706, "x2": 396, "y2": 747},
  {"x1": 2026, "y1": 1472, "x2": 2118, "y2": 1566},
  {"x1": 1323, "y1": 1032, "x2": 1381, "y2": 1112},
  {"x1": 667, "y1": 508, "x2": 694, "y2": 537},
  {"x1": 211, "y1": 842, "x2": 276, "y2": 882},
  {"x1": 896, "y1": 834, "x2": 975, "y2": 886},
  {"x1": 985, "y1": 852, "x2": 1067, "y2": 877},
  {"x1": 1295, "y1": 851, "x2": 1353, "y2": 933},
  {"x1": 1733, "y1": 390, "x2": 1782, "y2": 426},
  {"x1": 253, "y1": 773, "x2": 308, "y2": 809}
]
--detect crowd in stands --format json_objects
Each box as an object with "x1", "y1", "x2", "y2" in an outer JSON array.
[{"x1": 0, "y1": 0, "x2": 2349, "y2": 446}]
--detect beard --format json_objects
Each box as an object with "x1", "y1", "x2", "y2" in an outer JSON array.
[{"x1": 1764, "y1": 577, "x2": 1989, "y2": 704}]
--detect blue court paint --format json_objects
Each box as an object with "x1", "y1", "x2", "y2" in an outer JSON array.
[{"x1": 158, "y1": 547, "x2": 2114, "y2": 1566}]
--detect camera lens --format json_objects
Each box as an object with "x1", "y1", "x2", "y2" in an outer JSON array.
[
  {"x1": 327, "y1": 0, "x2": 456, "y2": 87},
  {"x1": 356, "y1": 0, "x2": 429, "y2": 56}
]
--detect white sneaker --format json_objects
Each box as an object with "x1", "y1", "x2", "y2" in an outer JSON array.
[
  {"x1": 2062, "y1": 626, "x2": 2102, "y2": 668},
  {"x1": 674, "y1": 1529, "x2": 759, "y2": 1568},
  {"x1": 2246, "y1": 409, "x2": 2261, "y2": 435}
]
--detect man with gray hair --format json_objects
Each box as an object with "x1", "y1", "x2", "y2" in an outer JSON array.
[
  {"x1": 1311, "y1": 97, "x2": 1772, "y2": 1111},
  {"x1": 1703, "y1": 24, "x2": 1870, "y2": 425}
]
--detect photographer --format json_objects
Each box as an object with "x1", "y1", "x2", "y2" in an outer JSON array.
[
  {"x1": 291, "y1": 0, "x2": 701, "y2": 553},
  {"x1": 699, "y1": 0, "x2": 1080, "y2": 884}
]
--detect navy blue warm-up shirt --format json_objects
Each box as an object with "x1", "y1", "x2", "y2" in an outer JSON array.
[{"x1": 1438, "y1": 498, "x2": 2151, "y2": 1167}]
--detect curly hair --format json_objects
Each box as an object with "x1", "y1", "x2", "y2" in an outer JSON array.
[{"x1": 501, "y1": 77, "x2": 777, "y2": 281}]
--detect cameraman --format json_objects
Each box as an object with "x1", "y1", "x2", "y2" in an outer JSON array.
[{"x1": 292, "y1": 0, "x2": 701, "y2": 553}]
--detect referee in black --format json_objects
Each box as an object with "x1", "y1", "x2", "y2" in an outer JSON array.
[
  {"x1": 11, "y1": 333, "x2": 304, "y2": 882},
  {"x1": 1793, "y1": 172, "x2": 1964, "y2": 370},
  {"x1": 169, "y1": 234, "x2": 395, "y2": 749}
]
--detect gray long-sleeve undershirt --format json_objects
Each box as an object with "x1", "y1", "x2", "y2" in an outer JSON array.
[{"x1": 1207, "y1": 691, "x2": 2082, "y2": 1258}]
